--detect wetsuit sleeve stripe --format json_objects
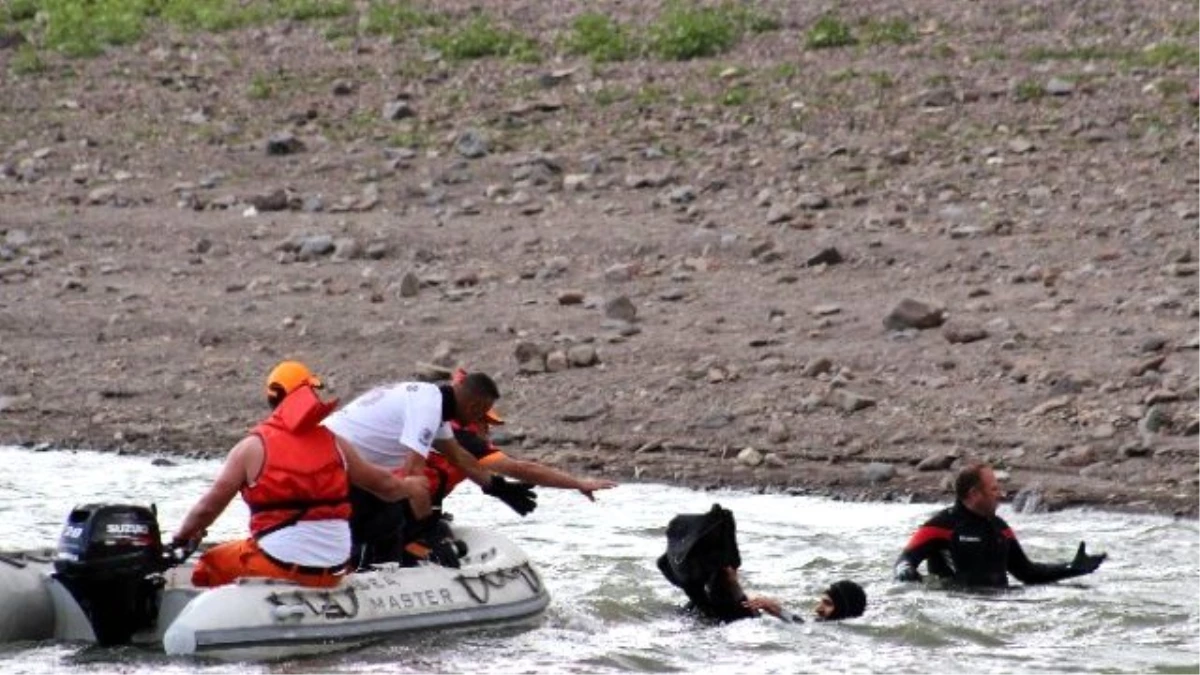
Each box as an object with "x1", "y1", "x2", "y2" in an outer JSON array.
[
  {"x1": 904, "y1": 526, "x2": 953, "y2": 551},
  {"x1": 895, "y1": 525, "x2": 953, "y2": 580},
  {"x1": 1001, "y1": 527, "x2": 1015, "y2": 539}
]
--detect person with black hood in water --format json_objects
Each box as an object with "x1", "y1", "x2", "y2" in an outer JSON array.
[
  {"x1": 656, "y1": 504, "x2": 867, "y2": 623},
  {"x1": 893, "y1": 462, "x2": 1107, "y2": 587}
]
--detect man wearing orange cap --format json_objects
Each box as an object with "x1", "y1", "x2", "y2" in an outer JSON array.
[
  {"x1": 320, "y1": 370, "x2": 539, "y2": 568},
  {"x1": 418, "y1": 368, "x2": 617, "y2": 506},
  {"x1": 389, "y1": 369, "x2": 617, "y2": 566},
  {"x1": 171, "y1": 361, "x2": 432, "y2": 588}
]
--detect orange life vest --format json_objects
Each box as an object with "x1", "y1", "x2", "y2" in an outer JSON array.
[
  {"x1": 243, "y1": 385, "x2": 351, "y2": 538},
  {"x1": 418, "y1": 421, "x2": 497, "y2": 503}
]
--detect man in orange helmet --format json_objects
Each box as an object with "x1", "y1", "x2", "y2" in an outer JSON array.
[{"x1": 171, "y1": 361, "x2": 431, "y2": 588}]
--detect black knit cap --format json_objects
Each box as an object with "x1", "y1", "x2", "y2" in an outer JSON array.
[{"x1": 824, "y1": 580, "x2": 867, "y2": 620}]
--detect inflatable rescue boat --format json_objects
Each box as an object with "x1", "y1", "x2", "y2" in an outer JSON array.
[{"x1": 0, "y1": 503, "x2": 549, "y2": 661}]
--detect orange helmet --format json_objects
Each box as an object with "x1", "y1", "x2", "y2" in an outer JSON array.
[{"x1": 265, "y1": 361, "x2": 322, "y2": 407}]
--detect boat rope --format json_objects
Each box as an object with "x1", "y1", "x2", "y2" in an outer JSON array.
[{"x1": 454, "y1": 562, "x2": 542, "y2": 605}]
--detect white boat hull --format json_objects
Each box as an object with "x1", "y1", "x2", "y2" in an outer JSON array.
[{"x1": 0, "y1": 526, "x2": 550, "y2": 662}]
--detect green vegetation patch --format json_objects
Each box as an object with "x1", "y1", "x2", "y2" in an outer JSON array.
[
  {"x1": 246, "y1": 69, "x2": 300, "y2": 100},
  {"x1": 1021, "y1": 44, "x2": 1127, "y2": 62},
  {"x1": 430, "y1": 15, "x2": 540, "y2": 62},
  {"x1": 364, "y1": 0, "x2": 445, "y2": 37},
  {"x1": 647, "y1": 3, "x2": 741, "y2": 60},
  {"x1": 3, "y1": 0, "x2": 40, "y2": 24},
  {"x1": 861, "y1": 17, "x2": 916, "y2": 46},
  {"x1": 867, "y1": 70, "x2": 895, "y2": 89},
  {"x1": 727, "y1": 5, "x2": 781, "y2": 34},
  {"x1": 569, "y1": 3, "x2": 778, "y2": 63},
  {"x1": 158, "y1": 0, "x2": 269, "y2": 32},
  {"x1": 6, "y1": 0, "x2": 356, "y2": 62},
  {"x1": 720, "y1": 84, "x2": 750, "y2": 106},
  {"x1": 806, "y1": 13, "x2": 856, "y2": 50},
  {"x1": 40, "y1": 0, "x2": 151, "y2": 58},
  {"x1": 1013, "y1": 78, "x2": 1045, "y2": 101},
  {"x1": 1023, "y1": 40, "x2": 1198, "y2": 70},
  {"x1": 1134, "y1": 40, "x2": 1197, "y2": 68},
  {"x1": 10, "y1": 43, "x2": 45, "y2": 74},
  {"x1": 565, "y1": 12, "x2": 637, "y2": 62},
  {"x1": 273, "y1": 0, "x2": 352, "y2": 22}
]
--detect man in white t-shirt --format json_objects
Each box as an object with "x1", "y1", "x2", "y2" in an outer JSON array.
[{"x1": 322, "y1": 371, "x2": 537, "y2": 567}]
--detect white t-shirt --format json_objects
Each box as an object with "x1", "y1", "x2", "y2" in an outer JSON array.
[
  {"x1": 258, "y1": 520, "x2": 351, "y2": 567},
  {"x1": 321, "y1": 381, "x2": 454, "y2": 469}
]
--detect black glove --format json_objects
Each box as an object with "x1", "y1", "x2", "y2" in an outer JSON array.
[
  {"x1": 482, "y1": 475, "x2": 538, "y2": 516},
  {"x1": 1069, "y1": 541, "x2": 1107, "y2": 575},
  {"x1": 167, "y1": 533, "x2": 203, "y2": 566}
]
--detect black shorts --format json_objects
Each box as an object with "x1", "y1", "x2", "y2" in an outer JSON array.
[{"x1": 348, "y1": 486, "x2": 417, "y2": 566}]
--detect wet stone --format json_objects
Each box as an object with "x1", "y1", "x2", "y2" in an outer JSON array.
[
  {"x1": 943, "y1": 321, "x2": 989, "y2": 344},
  {"x1": 382, "y1": 101, "x2": 415, "y2": 121},
  {"x1": 297, "y1": 235, "x2": 335, "y2": 260},
  {"x1": 399, "y1": 272, "x2": 421, "y2": 298},
  {"x1": 266, "y1": 131, "x2": 305, "y2": 156},
  {"x1": 567, "y1": 344, "x2": 599, "y2": 367},
  {"x1": 806, "y1": 246, "x2": 844, "y2": 267},
  {"x1": 605, "y1": 295, "x2": 637, "y2": 322},
  {"x1": 835, "y1": 390, "x2": 876, "y2": 413},
  {"x1": 736, "y1": 447, "x2": 764, "y2": 467},
  {"x1": 546, "y1": 350, "x2": 569, "y2": 372},
  {"x1": 916, "y1": 452, "x2": 957, "y2": 471},
  {"x1": 884, "y1": 298, "x2": 945, "y2": 330},
  {"x1": 558, "y1": 290, "x2": 585, "y2": 305},
  {"x1": 862, "y1": 462, "x2": 896, "y2": 483},
  {"x1": 456, "y1": 129, "x2": 489, "y2": 159},
  {"x1": 559, "y1": 399, "x2": 608, "y2": 422}
]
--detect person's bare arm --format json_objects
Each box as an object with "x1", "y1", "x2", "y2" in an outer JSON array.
[
  {"x1": 743, "y1": 596, "x2": 784, "y2": 618},
  {"x1": 486, "y1": 455, "x2": 617, "y2": 501},
  {"x1": 340, "y1": 439, "x2": 431, "y2": 517},
  {"x1": 172, "y1": 436, "x2": 258, "y2": 543}
]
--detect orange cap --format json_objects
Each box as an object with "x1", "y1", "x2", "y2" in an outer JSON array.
[{"x1": 265, "y1": 361, "x2": 322, "y2": 402}]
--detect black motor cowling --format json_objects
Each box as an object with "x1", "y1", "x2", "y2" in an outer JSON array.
[{"x1": 53, "y1": 504, "x2": 167, "y2": 646}]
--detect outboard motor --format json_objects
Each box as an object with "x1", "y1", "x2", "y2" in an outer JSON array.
[{"x1": 53, "y1": 503, "x2": 167, "y2": 645}]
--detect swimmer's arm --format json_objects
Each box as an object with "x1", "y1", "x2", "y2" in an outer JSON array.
[
  {"x1": 894, "y1": 523, "x2": 952, "y2": 581},
  {"x1": 1005, "y1": 531, "x2": 1076, "y2": 585},
  {"x1": 743, "y1": 596, "x2": 806, "y2": 622}
]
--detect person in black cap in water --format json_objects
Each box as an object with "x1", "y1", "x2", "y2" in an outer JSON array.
[
  {"x1": 742, "y1": 575, "x2": 867, "y2": 623},
  {"x1": 657, "y1": 504, "x2": 867, "y2": 623}
]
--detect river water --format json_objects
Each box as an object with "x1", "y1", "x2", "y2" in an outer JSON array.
[{"x1": 0, "y1": 446, "x2": 1195, "y2": 674}]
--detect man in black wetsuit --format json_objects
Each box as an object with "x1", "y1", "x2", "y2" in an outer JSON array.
[{"x1": 893, "y1": 463, "x2": 1108, "y2": 587}]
